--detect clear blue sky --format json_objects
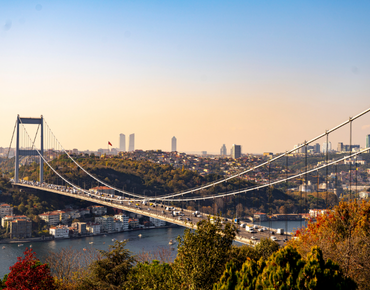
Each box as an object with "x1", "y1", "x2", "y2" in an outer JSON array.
[{"x1": 1, "y1": 1, "x2": 370, "y2": 153}]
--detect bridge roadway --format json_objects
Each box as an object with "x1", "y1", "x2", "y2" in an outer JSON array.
[{"x1": 13, "y1": 182, "x2": 292, "y2": 246}]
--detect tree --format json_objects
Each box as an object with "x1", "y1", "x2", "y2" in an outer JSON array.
[
  {"x1": 290, "y1": 199, "x2": 370, "y2": 290},
  {"x1": 172, "y1": 218, "x2": 237, "y2": 290},
  {"x1": 214, "y1": 246, "x2": 356, "y2": 290},
  {"x1": 43, "y1": 246, "x2": 100, "y2": 289},
  {"x1": 5, "y1": 247, "x2": 56, "y2": 290},
  {"x1": 80, "y1": 240, "x2": 136, "y2": 289},
  {"x1": 126, "y1": 260, "x2": 175, "y2": 290}
]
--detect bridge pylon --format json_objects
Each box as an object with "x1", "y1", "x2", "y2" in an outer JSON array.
[{"x1": 14, "y1": 115, "x2": 44, "y2": 183}]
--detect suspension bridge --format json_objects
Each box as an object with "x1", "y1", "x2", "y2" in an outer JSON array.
[{"x1": 4, "y1": 108, "x2": 370, "y2": 245}]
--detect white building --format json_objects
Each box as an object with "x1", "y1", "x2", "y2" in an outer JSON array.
[
  {"x1": 150, "y1": 217, "x2": 166, "y2": 227},
  {"x1": 114, "y1": 214, "x2": 129, "y2": 230},
  {"x1": 95, "y1": 216, "x2": 114, "y2": 232},
  {"x1": 86, "y1": 223, "x2": 101, "y2": 234},
  {"x1": 39, "y1": 212, "x2": 60, "y2": 226},
  {"x1": 49, "y1": 225, "x2": 69, "y2": 238},
  {"x1": 0, "y1": 204, "x2": 13, "y2": 218}
]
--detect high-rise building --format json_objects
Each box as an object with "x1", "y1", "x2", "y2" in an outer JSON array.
[
  {"x1": 230, "y1": 144, "x2": 241, "y2": 159},
  {"x1": 322, "y1": 141, "x2": 332, "y2": 153},
  {"x1": 220, "y1": 144, "x2": 227, "y2": 156},
  {"x1": 314, "y1": 143, "x2": 320, "y2": 153},
  {"x1": 119, "y1": 134, "x2": 126, "y2": 152},
  {"x1": 337, "y1": 142, "x2": 343, "y2": 152},
  {"x1": 366, "y1": 134, "x2": 370, "y2": 148},
  {"x1": 128, "y1": 134, "x2": 135, "y2": 152},
  {"x1": 171, "y1": 136, "x2": 177, "y2": 152}
]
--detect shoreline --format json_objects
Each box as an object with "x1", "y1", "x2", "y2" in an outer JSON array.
[{"x1": 0, "y1": 224, "x2": 179, "y2": 245}]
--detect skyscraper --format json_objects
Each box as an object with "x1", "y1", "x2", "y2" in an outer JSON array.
[
  {"x1": 366, "y1": 134, "x2": 370, "y2": 149},
  {"x1": 128, "y1": 134, "x2": 135, "y2": 152},
  {"x1": 220, "y1": 144, "x2": 227, "y2": 156},
  {"x1": 171, "y1": 136, "x2": 177, "y2": 152},
  {"x1": 322, "y1": 141, "x2": 332, "y2": 153},
  {"x1": 337, "y1": 142, "x2": 343, "y2": 152},
  {"x1": 230, "y1": 144, "x2": 241, "y2": 159},
  {"x1": 119, "y1": 134, "x2": 126, "y2": 152}
]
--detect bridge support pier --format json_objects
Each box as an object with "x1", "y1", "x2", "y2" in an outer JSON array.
[{"x1": 14, "y1": 115, "x2": 44, "y2": 183}]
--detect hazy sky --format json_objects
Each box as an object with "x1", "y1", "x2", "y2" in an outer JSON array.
[{"x1": 1, "y1": 1, "x2": 370, "y2": 154}]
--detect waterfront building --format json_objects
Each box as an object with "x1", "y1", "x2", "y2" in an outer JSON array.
[
  {"x1": 114, "y1": 214, "x2": 129, "y2": 230},
  {"x1": 113, "y1": 219, "x2": 124, "y2": 231},
  {"x1": 9, "y1": 219, "x2": 32, "y2": 239},
  {"x1": 71, "y1": 222, "x2": 87, "y2": 234},
  {"x1": 253, "y1": 212, "x2": 267, "y2": 221},
  {"x1": 230, "y1": 144, "x2": 241, "y2": 159},
  {"x1": 171, "y1": 136, "x2": 177, "y2": 152},
  {"x1": 86, "y1": 223, "x2": 101, "y2": 234},
  {"x1": 128, "y1": 134, "x2": 135, "y2": 152},
  {"x1": 128, "y1": 218, "x2": 139, "y2": 228},
  {"x1": 1, "y1": 215, "x2": 29, "y2": 228},
  {"x1": 49, "y1": 225, "x2": 69, "y2": 239},
  {"x1": 78, "y1": 208, "x2": 90, "y2": 216},
  {"x1": 0, "y1": 203, "x2": 13, "y2": 219},
  {"x1": 38, "y1": 212, "x2": 60, "y2": 226},
  {"x1": 95, "y1": 216, "x2": 114, "y2": 232},
  {"x1": 150, "y1": 217, "x2": 166, "y2": 227},
  {"x1": 220, "y1": 144, "x2": 227, "y2": 156},
  {"x1": 119, "y1": 134, "x2": 126, "y2": 152}
]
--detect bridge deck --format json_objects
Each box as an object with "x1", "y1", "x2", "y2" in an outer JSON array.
[{"x1": 14, "y1": 183, "x2": 292, "y2": 246}]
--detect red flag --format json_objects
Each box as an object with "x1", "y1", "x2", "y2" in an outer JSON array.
[{"x1": 108, "y1": 141, "x2": 112, "y2": 146}]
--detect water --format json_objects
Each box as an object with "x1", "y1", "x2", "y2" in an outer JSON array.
[
  {"x1": 259, "y1": 220, "x2": 308, "y2": 233},
  {"x1": 0, "y1": 220, "x2": 309, "y2": 278},
  {"x1": 0, "y1": 227, "x2": 185, "y2": 278}
]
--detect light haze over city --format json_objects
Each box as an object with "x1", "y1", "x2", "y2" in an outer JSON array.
[{"x1": 1, "y1": 1, "x2": 370, "y2": 154}]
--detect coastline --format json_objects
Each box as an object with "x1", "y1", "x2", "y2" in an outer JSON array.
[{"x1": 0, "y1": 224, "x2": 179, "y2": 245}]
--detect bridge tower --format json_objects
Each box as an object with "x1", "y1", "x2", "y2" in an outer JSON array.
[{"x1": 14, "y1": 115, "x2": 44, "y2": 183}]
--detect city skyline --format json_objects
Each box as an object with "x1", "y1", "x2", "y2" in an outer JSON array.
[{"x1": 1, "y1": 1, "x2": 370, "y2": 153}]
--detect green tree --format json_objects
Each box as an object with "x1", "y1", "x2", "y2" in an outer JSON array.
[
  {"x1": 172, "y1": 218, "x2": 237, "y2": 290},
  {"x1": 80, "y1": 240, "x2": 136, "y2": 289},
  {"x1": 214, "y1": 246, "x2": 356, "y2": 290},
  {"x1": 126, "y1": 260, "x2": 175, "y2": 290}
]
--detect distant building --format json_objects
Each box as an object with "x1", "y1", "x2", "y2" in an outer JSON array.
[
  {"x1": 230, "y1": 144, "x2": 241, "y2": 159},
  {"x1": 86, "y1": 223, "x2": 101, "y2": 234},
  {"x1": 49, "y1": 225, "x2": 69, "y2": 239},
  {"x1": 128, "y1": 218, "x2": 139, "y2": 228},
  {"x1": 1, "y1": 215, "x2": 29, "y2": 228},
  {"x1": 171, "y1": 136, "x2": 177, "y2": 152},
  {"x1": 0, "y1": 203, "x2": 13, "y2": 218},
  {"x1": 9, "y1": 219, "x2": 32, "y2": 239},
  {"x1": 150, "y1": 217, "x2": 166, "y2": 227},
  {"x1": 89, "y1": 205, "x2": 107, "y2": 216},
  {"x1": 128, "y1": 134, "x2": 135, "y2": 152},
  {"x1": 220, "y1": 144, "x2": 227, "y2": 156},
  {"x1": 337, "y1": 142, "x2": 343, "y2": 152},
  {"x1": 263, "y1": 152, "x2": 273, "y2": 159},
  {"x1": 313, "y1": 143, "x2": 320, "y2": 153},
  {"x1": 95, "y1": 216, "x2": 114, "y2": 232},
  {"x1": 322, "y1": 141, "x2": 332, "y2": 153},
  {"x1": 254, "y1": 212, "x2": 267, "y2": 221},
  {"x1": 114, "y1": 214, "x2": 129, "y2": 231},
  {"x1": 367, "y1": 134, "x2": 370, "y2": 149},
  {"x1": 38, "y1": 212, "x2": 60, "y2": 226},
  {"x1": 201, "y1": 151, "x2": 207, "y2": 156},
  {"x1": 119, "y1": 134, "x2": 126, "y2": 152}
]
